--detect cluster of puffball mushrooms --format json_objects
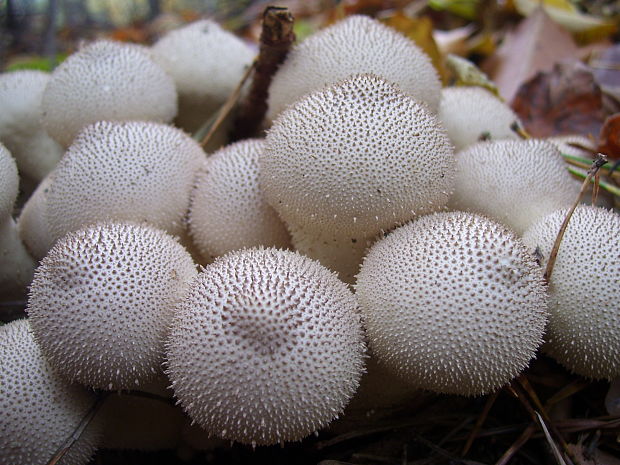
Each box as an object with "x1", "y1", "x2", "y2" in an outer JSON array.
[{"x1": 1, "y1": 13, "x2": 619, "y2": 463}]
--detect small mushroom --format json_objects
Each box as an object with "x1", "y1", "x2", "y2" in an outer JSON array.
[
  {"x1": 166, "y1": 247, "x2": 366, "y2": 446},
  {"x1": 26, "y1": 221, "x2": 198, "y2": 390},
  {"x1": 42, "y1": 40, "x2": 177, "y2": 147},
  {"x1": 266, "y1": 15, "x2": 441, "y2": 123},
  {"x1": 356, "y1": 211, "x2": 548, "y2": 396}
]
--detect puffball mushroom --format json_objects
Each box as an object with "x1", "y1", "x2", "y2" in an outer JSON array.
[
  {"x1": 166, "y1": 247, "x2": 366, "y2": 446},
  {"x1": 261, "y1": 74, "x2": 455, "y2": 241},
  {"x1": 522, "y1": 206, "x2": 620, "y2": 379},
  {"x1": 449, "y1": 139, "x2": 579, "y2": 234},
  {"x1": 45, "y1": 120, "x2": 204, "y2": 244},
  {"x1": 42, "y1": 40, "x2": 177, "y2": 147},
  {"x1": 151, "y1": 19, "x2": 255, "y2": 133},
  {"x1": 357, "y1": 212, "x2": 548, "y2": 396},
  {"x1": 0, "y1": 142, "x2": 36, "y2": 294},
  {"x1": 188, "y1": 139, "x2": 290, "y2": 260},
  {"x1": 26, "y1": 222, "x2": 197, "y2": 390},
  {"x1": 266, "y1": 15, "x2": 441, "y2": 122},
  {"x1": 16, "y1": 173, "x2": 55, "y2": 260},
  {"x1": 0, "y1": 70, "x2": 63, "y2": 181},
  {"x1": 0, "y1": 319, "x2": 101, "y2": 465},
  {"x1": 438, "y1": 86, "x2": 520, "y2": 151}
]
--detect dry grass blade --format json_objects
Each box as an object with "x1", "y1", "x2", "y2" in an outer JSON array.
[
  {"x1": 535, "y1": 412, "x2": 568, "y2": 465},
  {"x1": 568, "y1": 166, "x2": 620, "y2": 197},
  {"x1": 511, "y1": 120, "x2": 531, "y2": 139},
  {"x1": 47, "y1": 392, "x2": 108, "y2": 465},
  {"x1": 544, "y1": 154, "x2": 608, "y2": 283},
  {"x1": 495, "y1": 424, "x2": 536, "y2": 465},
  {"x1": 462, "y1": 390, "x2": 500, "y2": 456},
  {"x1": 198, "y1": 58, "x2": 257, "y2": 148},
  {"x1": 544, "y1": 379, "x2": 590, "y2": 409},
  {"x1": 561, "y1": 153, "x2": 620, "y2": 180}
]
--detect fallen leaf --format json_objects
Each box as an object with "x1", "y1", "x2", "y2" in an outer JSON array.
[
  {"x1": 511, "y1": 60, "x2": 606, "y2": 138},
  {"x1": 382, "y1": 13, "x2": 447, "y2": 83},
  {"x1": 428, "y1": 0, "x2": 480, "y2": 20},
  {"x1": 483, "y1": 7, "x2": 579, "y2": 103},
  {"x1": 445, "y1": 54, "x2": 499, "y2": 97},
  {"x1": 433, "y1": 24, "x2": 475, "y2": 56},
  {"x1": 598, "y1": 113, "x2": 620, "y2": 160},
  {"x1": 590, "y1": 43, "x2": 620, "y2": 114},
  {"x1": 514, "y1": 0, "x2": 617, "y2": 43}
]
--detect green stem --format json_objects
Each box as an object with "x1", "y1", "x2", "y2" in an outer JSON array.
[{"x1": 567, "y1": 166, "x2": 620, "y2": 197}]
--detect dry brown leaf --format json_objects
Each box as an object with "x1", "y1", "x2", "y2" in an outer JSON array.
[
  {"x1": 511, "y1": 60, "x2": 605, "y2": 138},
  {"x1": 483, "y1": 7, "x2": 578, "y2": 103},
  {"x1": 598, "y1": 114, "x2": 620, "y2": 160},
  {"x1": 590, "y1": 44, "x2": 620, "y2": 114}
]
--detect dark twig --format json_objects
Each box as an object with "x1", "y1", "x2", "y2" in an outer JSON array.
[
  {"x1": 462, "y1": 390, "x2": 500, "y2": 456},
  {"x1": 231, "y1": 6, "x2": 295, "y2": 141},
  {"x1": 47, "y1": 392, "x2": 109, "y2": 465},
  {"x1": 544, "y1": 154, "x2": 608, "y2": 283}
]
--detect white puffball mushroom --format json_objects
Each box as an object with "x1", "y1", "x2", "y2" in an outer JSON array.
[
  {"x1": 26, "y1": 222, "x2": 198, "y2": 390},
  {"x1": 266, "y1": 15, "x2": 441, "y2": 122},
  {"x1": 547, "y1": 134, "x2": 597, "y2": 159},
  {"x1": 151, "y1": 19, "x2": 255, "y2": 133},
  {"x1": 0, "y1": 143, "x2": 36, "y2": 294},
  {"x1": 0, "y1": 319, "x2": 101, "y2": 465},
  {"x1": 42, "y1": 40, "x2": 177, "y2": 147},
  {"x1": 438, "y1": 86, "x2": 521, "y2": 151},
  {"x1": 166, "y1": 247, "x2": 366, "y2": 446},
  {"x1": 357, "y1": 212, "x2": 548, "y2": 396},
  {"x1": 17, "y1": 172, "x2": 55, "y2": 260},
  {"x1": 261, "y1": 74, "x2": 455, "y2": 240},
  {"x1": 522, "y1": 206, "x2": 620, "y2": 379},
  {"x1": 0, "y1": 70, "x2": 63, "y2": 181},
  {"x1": 188, "y1": 139, "x2": 290, "y2": 260},
  {"x1": 46, "y1": 120, "x2": 204, "y2": 244},
  {"x1": 449, "y1": 139, "x2": 579, "y2": 234}
]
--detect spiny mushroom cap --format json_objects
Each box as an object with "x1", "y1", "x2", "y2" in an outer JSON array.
[
  {"x1": 27, "y1": 222, "x2": 197, "y2": 390},
  {"x1": 0, "y1": 319, "x2": 100, "y2": 465},
  {"x1": 449, "y1": 139, "x2": 579, "y2": 234},
  {"x1": 151, "y1": 19, "x2": 255, "y2": 131},
  {"x1": 356, "y1": 212, "x2": 548, "y2": 396},
  {"x1": 438, "y1": 86, "x2": 520, "y2": 151},
  {"x1": 166, "y1": 247, "x2": 366, "y2": 446},
  {"x1": 266, "y1": 15, "x2": 441, "y2": 122},
  {"x1": 17, "y1": 173, "x2": 55, "y2": 260},
  {"x1": 46, "y1": 121, "x2": 204, "y2": 244},
  {"x1": 0, "y1": 70, "x2": 63, "y2": 180},
  {"x1": 0, "y1": 142, "x2": 18, "y2": 221},
  {"x1": 42, "y1": 40, "x2": 177, "y2": 147},
  {"x1": 521, "y1": 206, "x2": 620, "y2": 379},
  {"x1": 262, "y1": 74, "x2": 455, "y2": 240},
  {"x1": 188, "y1": 139, "x2": 290, "y2": 260}
]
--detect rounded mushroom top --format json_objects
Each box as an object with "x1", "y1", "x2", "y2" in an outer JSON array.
[
  {"x1": 522, "y1": 206, "x2": 620, "y2": 379},
  {"x1": 261, "y1": 74, "x2": 455, "y2": 239},
  {"x1": 449, "y1": 139, "x2": 579, "y2": 234},
  {"x1": 46, "y1": 120, "x2": 205, "y2": 244},
  {"x1": 266, "y1": 15, "x2": 441, "y2": 122},
  {"x1": 151, "y1": 19, "x2": 255, "y2": 101},
  {"x1": 42, "y1": 40, "x2": 177, "y2": 147},
  {"x1": 0, "y1": 70, "x2": 64, "y2": 180},
  {"x1": 0, "y1": 142, "x2": 18, "y2": 221},
  {"x1": 188, "y1": 139, "x2": 290, "y2": 259},
  {"x1": 166, "y1": 247, "x2": 366, "y2": 446},
  {"x1": 438, "y1": 86, "x2": 520, "y2": 151},
  {"x1": 27, "y1": 222, "x2": 198, "y2": 390},
  {"x1": 0, "y1": 319, "x2": 100, "y2": 465},
  {"x1": 356, "y1": 211, "x2": 548, "y2": 396}
]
